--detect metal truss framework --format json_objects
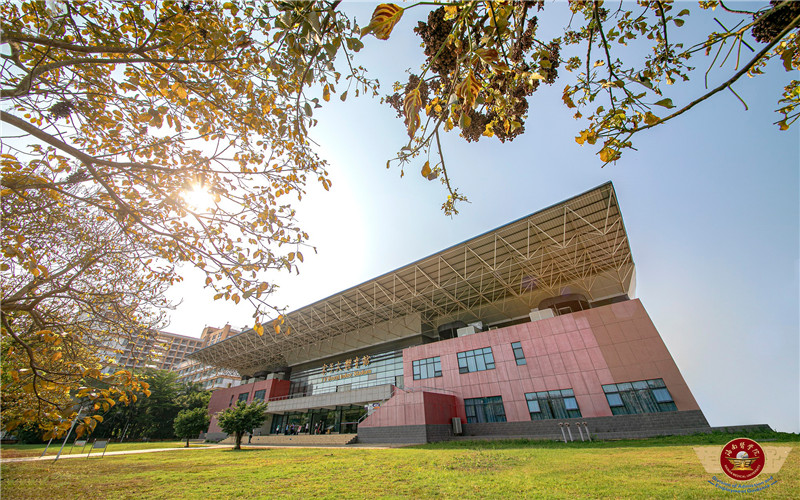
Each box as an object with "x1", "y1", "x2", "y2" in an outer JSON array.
[{"x1": 190, "y1": 183, "x2": 634, "y2": 375}]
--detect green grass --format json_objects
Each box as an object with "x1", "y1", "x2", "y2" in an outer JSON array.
[
  {"x1": 1, "y1": 435, "x2": 797, "y2": 499},
  {"x1": 0, "y1": 441, "x2": 207, "y2": 459}
]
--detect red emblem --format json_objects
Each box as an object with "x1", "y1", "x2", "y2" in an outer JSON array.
[{"x1": 719, "y1": 438, "x2": 765, "y2": 481}]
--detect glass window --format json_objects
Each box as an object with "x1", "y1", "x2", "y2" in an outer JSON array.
[
  {"x1": 464, "y1": 396, "x2": 507, "y2": 423},
  {"x1": 237, "y1": 392, "x2": 249, "y2": 403},
  {"x1": 511, "y1": 342, "x2": 527, "y2": 365},
  {"x1": 412, "y1": 357, "x2": 442, "y2": 380},
  {"x1": 603, "y1": 378, "x2": 677, "y2": 414},
  {"x1": 525, "y1": 389, "x2": 582, "y2": 420},
  {"x1": 253, "y1": 389, "x2": 266, "y2": 401},
  {"x1": 457, "y1": 347, "x2": 495, "y2": 374}
]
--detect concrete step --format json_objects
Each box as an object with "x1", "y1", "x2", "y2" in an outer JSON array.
[{"x1": 219, "y1": 434, "x2": 358, "y2": 446}]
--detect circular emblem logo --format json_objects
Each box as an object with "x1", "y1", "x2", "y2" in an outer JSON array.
[{"x1": 719, "y1": 438, "x2": 765, "y2": 481}]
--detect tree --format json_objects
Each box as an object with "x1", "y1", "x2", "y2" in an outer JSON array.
[
  {"x1": 89, "y1": 369, "x2": 205, "y2": 441},
  {"x1": 367, "y1": 1, "x2": 800, "y2": 213},
  {"x1": 0, "y1": 0, "x2": 371, "y2": 436},
  {"x1": 216, "y1": 400, "x2": 268, "y2": 450},
  {"x1": 174, "y1": 407, "x2": 210, "y2": 448}
]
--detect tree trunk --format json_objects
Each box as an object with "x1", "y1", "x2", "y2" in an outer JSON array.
[
  {"x1": 185, "y1": 437, "x2": 189, "y2": 448},
  {"x1": 234, "y1": 432, "x2": 242, "y2": 450}
]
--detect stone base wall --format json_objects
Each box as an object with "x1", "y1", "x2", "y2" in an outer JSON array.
[
  {"x1": 357, "y1": 424, "x2": 453, "y2": 444},
  {"x1": 358, "y1": 410, "x2": 716, "y2": 444},
  {"x1": 463, "y1": 409, "x2": 711, "y2": 441}
]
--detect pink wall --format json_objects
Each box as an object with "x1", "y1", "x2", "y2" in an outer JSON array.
[
  {"x1": 363, "y1": 299, "x2": 700, "y2": 428},
  {"x1": 359, "y1": 390, "x2": 464, "y2": 428},
  {"x1": 207, "y1": 379, "x2": 290, "y2": 433}
]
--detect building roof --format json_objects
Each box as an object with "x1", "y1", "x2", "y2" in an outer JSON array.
[{"x1": 189, "y1": 182, "x2": 634, "y2": 376}]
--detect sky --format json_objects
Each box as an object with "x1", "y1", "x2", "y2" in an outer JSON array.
[{"x1": 166, "y1": 2, "x2": 799, "y2": 433}]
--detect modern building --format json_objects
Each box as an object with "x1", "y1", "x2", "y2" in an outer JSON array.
[
  {"x1": 174, "y1": 325, "x2": 242, "y2": 390},
  {"x1": 191, "y1": 183, "x2": 710, "y2": 443},
  {"x1": 100, "y1": 329, "x2": 203, "y2": 374}
]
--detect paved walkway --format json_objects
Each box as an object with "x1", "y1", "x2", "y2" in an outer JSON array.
[
  {"x1": 1, "y1": 444, "x2": 229, "y2": 463},
  {"x1": 1, "y1": 443, "x2": 396, "y2": 464}
]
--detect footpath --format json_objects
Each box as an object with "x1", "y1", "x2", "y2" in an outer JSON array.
[
  {"x1": 1, "y1": 442, "x2": 394, "y2": 464},
  {"x1": 0, "y1": 444, "x2": 229, "y2": 464}
]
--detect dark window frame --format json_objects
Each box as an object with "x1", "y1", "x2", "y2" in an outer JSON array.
[
  {"x1": 511, "y1": 341, "x2": 527, "y2": 365},
  {"x1": 412, "y1": 356, "x2": 442, "y2": 380},
  {"x1": 602, "y1": 378, "x2": 677, "y2": 415},
  {"x1": 464, "y1": 396, "x2": 507, "y2": 423},
  {"x1": 525, "y1": 389, "x2": 582, "y2": 420},
  {"x1": 457, "y1": 347, "x2": 495, "y2": 374}
]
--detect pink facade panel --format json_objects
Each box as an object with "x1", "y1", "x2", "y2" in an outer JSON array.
[
  {"x1": 206, "y1": 379, "x2": 290, "y2": 433},
  {"x1": 364, "y1": 299, "x2": 701, "y2": 429}
]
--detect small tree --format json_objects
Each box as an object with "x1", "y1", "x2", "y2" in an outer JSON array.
[
  {"x1": 173, "y1": 408, "x2": 210, "y2": 448},
  {"x1": 216, "y1": 401, "x2": 268, "y2": 450}
]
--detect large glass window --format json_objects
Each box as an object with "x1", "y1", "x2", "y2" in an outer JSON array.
[
  {"x1": 457, "y1": 347, "x2": 495, "y2": 374},
  {"x1": 289, "y1": 349, "x2": 404, "y2": 397},
  {"x1": 412, "y1": 357, "x2": 442, "y2": 380},
  {"x1": 464, "y1": 396, "x2": 507, "y2": 423},
  {"x1": 525, "y1": 389, "x2": 582, "y2": 420},
  {"x1": 602, "y1": 378, "x2": 677, "y2": 415},
  {"x1": 237, "y1": 392, "x2": 249, "y2": 403},
  {"x1": 253, "y1": 389, "x2": 266, "y2": 401},
  {"x1": 511, "y1": 342, "x2": 527, "y2": 365}
]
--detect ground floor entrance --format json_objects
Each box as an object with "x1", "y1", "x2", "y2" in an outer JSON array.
[{"x1": 269, "y1": 405, "x2": 367, "y2": 435}]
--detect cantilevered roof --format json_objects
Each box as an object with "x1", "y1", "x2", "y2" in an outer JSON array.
[{"x1": 189, "y1": 182, "x2": 634, "y2": 376}]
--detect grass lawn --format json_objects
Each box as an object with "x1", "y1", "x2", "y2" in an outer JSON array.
[
  {"x1": 1, "y1": 434, "x2": 797, "y2": 499},
  {"x1": 0, "y1": 441, "x2": 207, "y2": 459}
]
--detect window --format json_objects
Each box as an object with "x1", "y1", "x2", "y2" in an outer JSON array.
[
  {"x1": 237, "y1": 392, "x2": 249, "y2": 403},
  {"x1": 464, "y1": 396, "x2": 506, "y2": 423},
  {"x1": 603, "y1": 379, "x2": 677, "y2": 415},
  {"x1": 253, "y1": 389, "x2": 266, "y2": 401},
  {"x1": 511, "y1": 342, "x2": 527, "y2": 365},
  {"x1": 525, "y1": 389, "x2": 582, "y2": 420},
  {"x1": 412, "y1": 357, "x2": 442, "y2": 380},
  {"x1": 457, "y1": 347, "x2": 495, "y2": 374}
]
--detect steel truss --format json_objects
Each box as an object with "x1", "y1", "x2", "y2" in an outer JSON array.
[{"x1": 190, "y1": 183, "x2": 634, "y2": 375}]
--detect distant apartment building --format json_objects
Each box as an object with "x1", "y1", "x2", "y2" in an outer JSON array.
[
  {"x1": 173, "y1": 325, "x2": 241, "y2": 390},
  {"x1": 101, "y1": 330, "x2": 203, "y2": 374}
]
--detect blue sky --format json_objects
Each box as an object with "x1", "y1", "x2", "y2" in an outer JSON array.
[{"x1": 168, "y1": 2, "x2": 799, "y2": 433}]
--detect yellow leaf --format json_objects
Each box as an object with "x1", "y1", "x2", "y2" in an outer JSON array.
[
  {"x1": 403, "y1": 88, "x2": 422, "y2": 138},
  {"x1": 362, "y1": 4, "x2": 404, "y2": 40},
  {"x1": 323, "y1": 85, "x2": 331, "y2": 102},
  {"x1": 455, "y1": 71, "x2": 481, "y2": 112},
  {"x1": 421, "y1": 161, "x2": 431, "y2": 178},
  {"x1": 51, "y1": 351, "x2": 62, "y2": 362},
  {"x1": 232, "y1": 293, "x2": 240, "y2": 304},
  {"x1": 443, "y1": 4, "x2": 458, "y2": 20},
  {"x1": 93, "y1": 415, "x2": 104, "y2": 423},
  {"x1": 644, "y1": 111, "x2": 660, "y2": 126}
]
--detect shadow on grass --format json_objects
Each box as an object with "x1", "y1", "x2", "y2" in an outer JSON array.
[{"x1": 412, "y1": 429, "x2": 800, "y2": 451}]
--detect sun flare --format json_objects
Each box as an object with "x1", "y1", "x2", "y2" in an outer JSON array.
[{"x1": 183, "y1": 184, "x2": 214, "y2": 211}]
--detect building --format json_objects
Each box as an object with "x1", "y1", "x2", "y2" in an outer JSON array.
[
  {"x1": 101, "y1": 329, "x2": 203, "y2": 374},
  {"x1": 190, "y1": 183, "x2": 710, "y2": 443},
  {"x1": 174, "y1": 325, "x2": 242, "y2": 390}
]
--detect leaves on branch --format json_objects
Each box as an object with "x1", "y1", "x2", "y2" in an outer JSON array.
[{"x1": 362, "y1": 4, "x2": 404, "y2": 40}]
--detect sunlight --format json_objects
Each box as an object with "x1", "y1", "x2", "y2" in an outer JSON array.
[{"x1": 183, "y1": 183, "x2": 214, "y2": 212}]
